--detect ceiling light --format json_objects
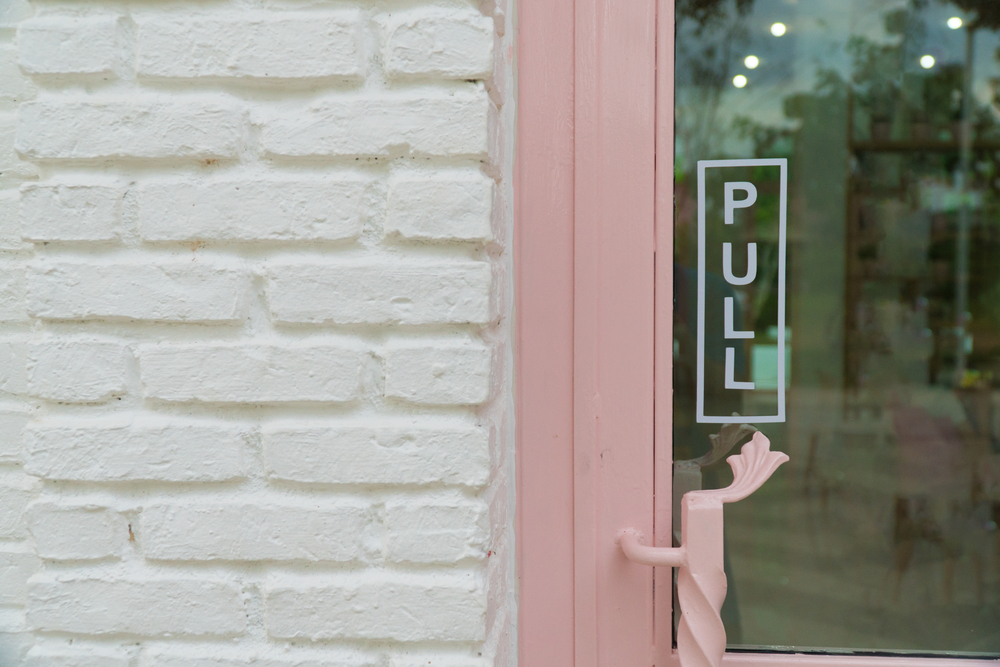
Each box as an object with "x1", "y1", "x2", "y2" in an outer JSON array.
[
  {"x1": 771, "y1": 22, "x2": 787, "y2": 36},
  {"x1": 744, "y1": 55, "x2": 760, "y2": 69},
  {"x1": 920, "y1": 54, "x2": 935, "y2": 69},
  {"x1": 733, "y1": 75, "x2": 748, "y2": 88},
  {"x1": 947, "y1": 16, "x2": 963, "y2": 29}
]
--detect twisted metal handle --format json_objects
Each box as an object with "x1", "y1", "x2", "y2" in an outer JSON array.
[{"x1": 619, "y1": 432, "x2": 788, "y2": 667}]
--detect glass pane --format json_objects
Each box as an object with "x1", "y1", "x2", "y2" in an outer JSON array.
[{"x1": 674, "y1": 0, "x2": 1000, "y2": 655}]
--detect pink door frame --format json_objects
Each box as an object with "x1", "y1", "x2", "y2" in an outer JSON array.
[{"x1": 514, "y1": 1, "x2": 999, "y2": 667}]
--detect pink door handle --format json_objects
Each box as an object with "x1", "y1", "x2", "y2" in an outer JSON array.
[{"x1": 619, "y1": 432, "x2": 789, "y2": 667}]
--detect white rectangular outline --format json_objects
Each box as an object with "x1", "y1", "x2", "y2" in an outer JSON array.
[{"x1": 696, "y1": 158, "x2": 787, "y2": 424}]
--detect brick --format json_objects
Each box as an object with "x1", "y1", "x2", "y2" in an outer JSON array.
[
  {"x1": 0, "y1": 45, "x2": 36, "y2": 111},
  {"x1": 0, "y1": 409, "x2": 28, "y2": 463},
  {"x1": 27, "y1": 259, "x2": 249, "y2": 323},
  {"x1": 1, "y1": 112, "x2": 39, "y2": 185},
  {"x1": 27, "y1": 576, "x2": 247, "y2": 637},
  {"x1": 0, "y1": 338, "x2": 27, "y2": 396},
  {"x1": 267, "y1": 260, "x2": 490, "y2": 325},
  {"x1": 140, "y1": 343, "x2": 364, "y2": 403},
  {"x1": 139, "y1": 177, "x2": 367, "y2": 242},
  {"x1": 385, "y1": 499, "x2": 487, "y2": 563},
  {"x1": 0, "y1": 191, "x2": 30, "y2": 249},
  {"x1": 141, "y1": 502, "x2": 376, "y2": 562},
  {"x1": 141, "y1": 647, "x2": 379, "y2": 667},
  {"x1": 390, "y1": 656, "x2": 488, "y2": 667},
  {"x1": 18, "y1": 17, "x2": 118, "y2": 76},
  {"x1": 20, "y1": 182, "x2": 123, "y2": 242},
  {"x1": 138, "y1": 13, "x2": 363, "y2": 80},
  {"x1": 28, "y1": 504, "x2": 128, "y2": 560},
  {"x1": 17, "y1": 98, "x2": 242, "y2": 160},
  {"x1": 23, "y1": 419, "x2": 247, "y2": 482},
  {"x1": 384, "y1": 339, "x2": 491, "y2": 405},
  {"x1": 0, "y1": 549, "x2": 39, "y2": 604},
  {"x1": 27, "y1": 645, "x2": 132, "y2": 667},
  {"x1": 28, "y1": 339, "x2": 128, "y2": 402},
  {"x1": 386, "y1": 170, "x2": 493, "y2": 242},
  {"x1": 265, "y1": 572, "x2": 485, "y2": 641},
  {"x1": 0, "y1": 471, "x2": 38, "y2": 539},
  {"x1": 0, "y1": 260, "x2": 26, "y2": 322},
  {"x1": 262, "y1": 90, "x2": 488, "y2": 158},
  {"x1": 382, "y1": 10, "x2": 493, "y2": 79},
  {"x1": 263, "y1": 423, "x2": 488, "y2": 487},
  {"x1": 0, "y1": 0, "x2": 31, "y2": 31}
]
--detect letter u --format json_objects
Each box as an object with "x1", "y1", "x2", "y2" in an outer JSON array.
[{"x1": 723, "y1": 243, "x2": 757, "y2": 286}]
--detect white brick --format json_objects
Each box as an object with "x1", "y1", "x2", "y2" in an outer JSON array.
[
  {"x1": 141, "y1": 647, "x2": 378, "y2": 667},
  {"x1": 24, "y1": 419, "x2": 247, "y2": 482},
  {"x1": 141, "y1": 502, "x2": 376, "y2": 562},
  {"x1": 139, "y1": 177, "x2": 367, "y2": 242},
  {"x1": 386, "y1": 499, "x2": 487, "y2": 563},
  {"x1": 27, "y1": 259, "x2": 249, "y2": 322},
  {"x1": 140, "y1": 343, "x2": 364, "y2": 403},
  {"x1": 0, "y1": 471, "x2": 38, "y2": 538},
  {"x1": 28, "y1": 339, "x2": 128, "y2": 402},
  {"x1": 138, "y1": 14, "x2": 363, "y2": 80},
  {"x1": 382, "y1": 10, "x2": 493, "y2": 79},
  {"x1": 0, "y1": 0, "x2": 31, "y2": 31},
  {"x1": 28, "y1": 504, "x2": 128, "y2": 560},
  {"x1": 265, "y1": 572, "x2": 485, "y2": 641},
  {"x1": 27, "y1": 576, "x2": 247, "y2": 637},
  {"x1": 0, "y1": 549, "x2": 39, "y2": 604},
  {"x1": 20, "y1": 182, "x2": 123, "y2": 242},
  {"x1": 0, "y1": 409, "x2": 28, "y2": 463},
  {"x1": 263, "y1": 424, "x2": 488, "y2": 487},
  {"x1": 17, "y1": 98, "x2": 242, "y2": 160},
  {"x1": 384, "y1": 339, "x2": 491, "y2": 405},
  {"x1": 18, "y1": 17, "x2": 118, "y2": 76},
  {"x1": 0, "y1": 338, "x2": 27, "y2": 396},
  {"x1": 27, "y1": 645, "x2": 131, "y2": 667},
  {"x1": 0, "y1": 191, "x2": 30, "y2": 249},
  {"x1": 267, "y1": 260, "x2": 491, "y2": 325},
  {"x1": 0, "y1": 260, "x2": 25, "y2": 322},
  {"x1": 390, "y1": 655, "x2": 487, "y2": 667},
  {"x1": 386, "y1": 170, "x2": 493, "y2": 242},
  {"x1": 1, "y1": 112, "x2": 39, "y2": 185},
  {"x1": 262, "y1": 90, "x2": 488, "y2": 158},
  {"x1": 0, "y1": 45, "x2": 35, "y2": 111}
]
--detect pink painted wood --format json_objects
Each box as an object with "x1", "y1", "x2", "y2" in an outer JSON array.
[
  {"x1": 517, "y1": 2, "x2": 1000, "y2": 667},
  {"x1": 654, "y1": 0, "x2": 677, "y2": 664},
  {"x1": 573, "y1": 0, "x2": 657, "y2": 665},
  {"x1": 514, "y1": 0, "x2": 575, "y2": 663}
]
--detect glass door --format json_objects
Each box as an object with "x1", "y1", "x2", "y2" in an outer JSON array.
[{"x1": 674, "y1": 0, "x2": 1000, "y2": 656}]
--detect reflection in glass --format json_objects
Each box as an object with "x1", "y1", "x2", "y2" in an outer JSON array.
[{"x1": 674, "y1": 0, "x2": 1000, "y2": 655}]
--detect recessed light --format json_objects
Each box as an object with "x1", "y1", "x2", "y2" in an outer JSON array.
[
  {"x1": 733, "y1": 75, "x2": 748, "y2": 88},
  {"x1": 771, "y1": 22, "x2": 787, "y2": 36},
  {"x1": 744, "y1": 55, "x2": 760, "y2": 69},
  {"x1": 920, "y1": 54, "x2": 935, "y2": 69},
  {"x1": 947, "y1": 16, "x2": 963, "y2": 29}
]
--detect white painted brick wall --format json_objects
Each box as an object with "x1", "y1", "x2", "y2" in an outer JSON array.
[{"x1": 3, "y1": 0, "x2": 516, "y2": 663}]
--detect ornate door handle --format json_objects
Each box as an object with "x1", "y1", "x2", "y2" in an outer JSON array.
[{"x1": 619, "y1": 432, "x2": 789, "y2": 667}]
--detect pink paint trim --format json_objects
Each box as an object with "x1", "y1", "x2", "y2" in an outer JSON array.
[
  {"x1": 573, "y1": 0, "x2": 657, "y2": 666},
  {"x1": 514, "y1": 0, "x2": 575, "y2": 664},
  {"x1": 725, "y1": 656, "x2": 1000, "y2": 667},
  {"x1": 654, "y1": 0, "x2": 677, "y2": 664}
]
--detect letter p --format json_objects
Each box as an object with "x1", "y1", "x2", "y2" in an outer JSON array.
[{"x1": 724, "y1": 182, "x2": 757, "y2": 225}]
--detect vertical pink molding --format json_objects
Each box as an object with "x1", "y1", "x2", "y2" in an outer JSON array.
[
  {"x1": 514, "y1": 0, "x2": 575, "y2": 665},
  {"x1": 654, "y1": 0, "x2": 677, "y2": 664},
  {"x1": 574, "y1": 2, "x2": 657, "y2": 667}
]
